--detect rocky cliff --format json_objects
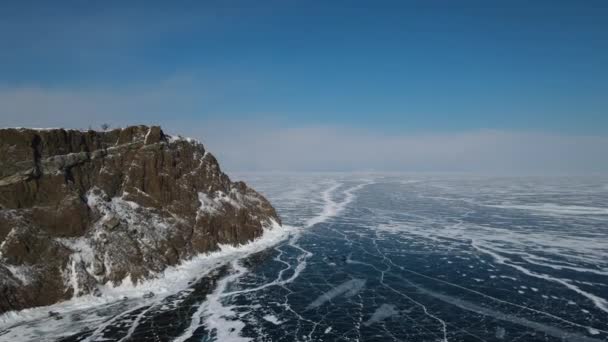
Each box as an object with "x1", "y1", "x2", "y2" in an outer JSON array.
[{"x1": 0, "y1": 125, "x2": 280, "y2": 313}]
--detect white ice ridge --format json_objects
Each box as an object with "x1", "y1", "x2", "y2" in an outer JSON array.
[
  {"x1": 174, "y1": 260, "x2": 250, "y2": 342},
  {"x1": 472, "y1": 242, "x2": 608, "y2": 315},
  {"x1": 183, "y1": 180, "x2": 373, "y2": 342},
  {"x1": 378, "y1": 253, "x2": 608, "y2": 336},
  {"x1": 355, "y1": 238, "x2": 604, "y2": 342},
  {"x1": 305, "y1": 181, "x2": 371, "y2": 227},
  {"x1": 219, "y1": 181, "x2": 373, "y2": 298},
  {"x1": 421, "y1": 288, "x2": 604, "y2": 342},
  {"x1": 304, "y1": 182, "x2": 341, "y2": 227},
  {"x1": 487, "y1": 203, "x2": 608, "y2": 216}
]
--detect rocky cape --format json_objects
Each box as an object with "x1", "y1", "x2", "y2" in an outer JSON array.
[{"x1": 0, "y1": 125, "x2": 280, "y2": 313}]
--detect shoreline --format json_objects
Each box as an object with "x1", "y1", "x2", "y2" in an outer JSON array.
[{"x1": 0, "y1": 220, "x2": 292, "y2": 341}]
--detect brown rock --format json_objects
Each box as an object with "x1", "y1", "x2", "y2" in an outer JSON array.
[
  {"x1": 144, "y1": 126, "x2": 164, "y2": 145},
  {"x1": 0, "y1": 125, "x2": 280, "y2": 313}
]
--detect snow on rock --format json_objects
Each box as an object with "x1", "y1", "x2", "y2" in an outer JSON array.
[{"x1": 0, "y1": 125, "x2": 281, "y2": 313}]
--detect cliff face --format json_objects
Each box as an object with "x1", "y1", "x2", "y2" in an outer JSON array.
[{"x1": 0, "y1": 125, "x2": 280, "y2": 313}]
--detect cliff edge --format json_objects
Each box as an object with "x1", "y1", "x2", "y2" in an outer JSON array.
[{"x1": 0, "y1": 125, "x2": 280, "y2": 313}]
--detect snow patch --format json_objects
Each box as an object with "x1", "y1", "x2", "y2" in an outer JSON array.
[
  {"x1": 262, "y1": 314, "x2": 283, "y2": 325},
  {"x1": 197, "y1": 192, "x2": 221, "y2": 215},
  {"x1": 5, "y1": 265, "x2": 33, "y2": 285},
  {"x1": 364, "y1": 304, "x2": 399, "y2": 326},
  {"x1": 306, "y1": 279, "x2": 366, "y2": 310}
]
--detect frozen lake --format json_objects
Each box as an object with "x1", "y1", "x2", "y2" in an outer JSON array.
[{"x1": 2, "y1": 174, "x2": 607, "y2": 341}]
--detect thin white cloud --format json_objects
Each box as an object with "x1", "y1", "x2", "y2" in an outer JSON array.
[
  {"x1": 197, "y1": 124, "x2": 608, "y2": 175},
  {"x1": 1, "y1": 83, "x2": 606, "y2": 175}
]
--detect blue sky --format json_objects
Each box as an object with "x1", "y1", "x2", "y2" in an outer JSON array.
[{"x1": 1, "y1": 1, "x2": 607, "y2": 173}]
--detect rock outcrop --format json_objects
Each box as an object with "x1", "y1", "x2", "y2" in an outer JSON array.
[{"x1": 0, "y1": 125, "x2": 280, "y2": 313}]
